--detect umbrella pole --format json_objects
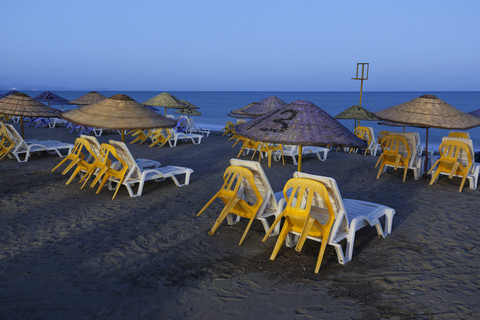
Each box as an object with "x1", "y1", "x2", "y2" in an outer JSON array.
[
  {"x1": 423, "y1": 128, "x2": 429, "y2": 177},
  {"x1": 121, "y1": 130, "x2": 125, "y2": 142},
  {"x1": 298, "y1": 145, "x2": 303, "y2": 172},
  {"x1": 20, "y1": 116, "x2": 25, "y2": 139}
]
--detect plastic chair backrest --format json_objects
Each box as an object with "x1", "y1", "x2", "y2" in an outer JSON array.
[
  {"x1": 442, "y1": 137, "x2": 475, "y2": 174},
  {"x1": 230, "y1": 158, "x2": 276, "y2": 214},
  {"x1": 448, "y1": 131, "x2": 470, "y2": 139},
  {"x1": 282, "y1": 177, "x2": 336, "y2": 236},
  {"x1": 391, "y1": 132, "x2": 416, "y2": 167},
  {"x1": 354, "y1": 126, "x2": 372, "y2": 147},
  {"x1": 293, "y1": 171, "x2": 348, "y2": 238},
  {"x1": 221, "y1": 166, "x2": 263, "y2": 215}
]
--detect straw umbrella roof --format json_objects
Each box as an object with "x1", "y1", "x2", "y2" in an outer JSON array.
[
  {"x1": 176, "y1": 108, "x2": 202, "y2": 116},
  {"x1": 34, "y1": 91, "x2": 69, "y2": 106},
  {"x1": 235, "y1": 100, "x2": 366, "y2": 147},
  {"x1": 0, "y1": 92, "x2": 61, "y2": 117},
  {"x1": 230, "y1": 96, "x2": 287, "y2": 117},
  {"x1": 61, "y1": 94, "x2": 176, "y2": 130},
  {"x1": 227, "y1": 112, "x2": 255, "y2": 119},
  {"x1": 69, "y1": 91, "x2": 107, "y2": 105},
  {"x1": 375, "y1": 94, "x2": 480, "y2": 129},
  {"x1": 335, "y1": 105, "x2": 380, "y2": 122},
  {"x1": 0, "y1": 90, "x2": 19, "y2": 99},
  {"x1": 143, "y1": 92, "x2": 185, "y2": 115}
]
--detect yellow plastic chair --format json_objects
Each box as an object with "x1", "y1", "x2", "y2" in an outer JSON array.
[
  {"x1": 428, "y1": 139, "x2": 473, "y2": 192},
  {"x1": 0, "y1": 124, "x2": 15, "y2": 160},
  {"x1": 237, "y1": 138, "x2": 261, "y2": 159},
  {"x1": 221, "y1": 121, "x2": 235, "y2": 136},
  {"x1": 52, "y1": 137, "x2": 86, "y2": 174},
  {"x1": 448, "y1": 131, "x2": 470, "y2": 139},
  {"x1": 62, "y1": 139, "x2": 99, "y2": 185},
  {"x1": 196, "y1": 165, "x2": 263, "y2": 245},
  {"x1": 375, "y1": 135, "x2": 411, "y2": 182},
  {"x1": 262, "y1": 177, "x2": 336, "y2": 273},
  {"x1": 86, "y1": 143, "x2": 129, "y2": 200},
  {"x1": 253, "y1": 142, "x2": 284, "y2": 168},
  {"x1": 129, "y1": 129, "x2": 152, "y2": 145},
  {"x1": 148, "y1": 129, "x2": 172, "y2": 148},
  {"x1": 352, "y1": 126, "x2": 373, "y2": 155}
]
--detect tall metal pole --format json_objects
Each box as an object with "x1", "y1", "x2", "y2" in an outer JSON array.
[{"x1": 351, "y1": 63, "x2": 369, "y2": 127}]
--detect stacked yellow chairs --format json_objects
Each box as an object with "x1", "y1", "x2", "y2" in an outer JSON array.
[
  {"x1": 62, "y1": 138, "x2": 100, "y2": 185},
  {"x1": 221, "y1": 121, "x2": 235, "y2": 136},
  {"x1": 196, "y1": 165, "x2": 263, "y2": 245},
  {"x1": 128, "y1": 129, "x2": 153, "y2": 145},
  {"x1": 52, "y1": 137, "x2": 90, "y2": 177},
  {"x1": 0, "y1": 114, "x2": 12, "y2": 123},
  {"x1": 428, "y1": 139, "x2": 473, "y2": 192},
  {"x1": 148, "y1": 129, "x2": 172, "y2": 148},
  {"x1": 252, "y1": 142, "x2": 284, "y2": 168},
  {"x1": 375, "y1": 135, "x2": 411, "y2": 182},
  {"x1": 236, "y1": 138, "x2": 261, "y2": 159},
  {"x1": 0, "y1": 124, "x2": 15, "y2": 160},
  {"x1": 80, "y1": 143, "x2": 129, "y2": 200},
  {"x1": 262, "y1": 177, "x2": 336, "y2": 273}
]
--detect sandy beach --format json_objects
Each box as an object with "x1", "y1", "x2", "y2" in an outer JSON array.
[{"x1": 0, "y1": 123, "x2": 478, "y2": 319}]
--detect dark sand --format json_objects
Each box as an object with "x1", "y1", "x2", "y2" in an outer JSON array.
[{"x1": 0, "y1": 123, "x2": 478, "y2": 319}]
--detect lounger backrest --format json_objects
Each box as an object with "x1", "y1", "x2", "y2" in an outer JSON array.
[
  {"x1": 392, "y1": 132, "x2": 417, "y2": 168},
  {"x1": 230, "y1": 158, "x2": 276, "y2": 215},
  {"x1": 442, "y1": 137, "x2": 475, "y2": 174},
  {"x1": 448, "y1": 131, "x2": 470, "y2": 139},
  {"x1": 292, "y1": 171, "x2": 348, "y2": 239},
  {"x1": 4, "y1": 124, "x2": 27, "y2": 151},
  {"x1": 282, "y1": 144, "x2": 299, "y2": 154},
  {"x1": 80, "y1": 135, "x2": 101, "y2": 161},
  {"x1": 109, "y1": 140, "x2": 142, "y2": 180}
]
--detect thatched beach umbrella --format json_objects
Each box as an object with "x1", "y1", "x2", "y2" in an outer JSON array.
[
  {"x1": 0, "y1": 92, "x2": 61, "y2": 138},
  {"x1": 375, "y1": 94, "x2": 480, "y2": 176},
  {"x1": 235, "y1": 100, "x2": 366, "y2": 171},
  {"x1": 335, "y1": 105, "x2": 380, "y2": 127},
  {"x1": 69, "y1": 91, "x2": 107, "y2": 106},
  {"x1": 143, "y1": 92, "x2": 184, "y2": 116},
  {"x1": 230, "y1": 96, "x2": 287, "y2": 118},
  {"x1": 62, "y1": 94, "x2": 176, "y2": 142},
  {"x1": 34, "y1": 91, "x2": 69, "y2": 108}
]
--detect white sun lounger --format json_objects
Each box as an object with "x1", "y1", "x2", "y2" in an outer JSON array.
[
  {"x1": 275, "y1": 145, "x2": 329, "y2": 165},
  {"x1": 108, "y1": 140, "x2": 193, "y2": 197},
  {"x1": 278, "y1": 171, "x2": 395, "y2": 265},
  {"x1": 4, "y1": 123, "x2": 73, "y2": 162}
]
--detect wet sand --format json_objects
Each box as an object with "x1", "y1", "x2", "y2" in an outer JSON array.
[{"x1": 0, "y1": 123, "x2": 478, "y2": 319}]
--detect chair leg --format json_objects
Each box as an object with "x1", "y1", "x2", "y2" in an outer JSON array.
[
  {"x1": 314, "y1": 236, "x2": 329, "y2": 274},
  {"x1": 238, "y1": 217, "x2": 255, "y2": 246},
  {"x1": 262, "y1": 211, "x2": 286, "y2": 241},
  {"x1": 208, "y1": 198, "x2": 240, "y2": 235},
  {"x1": 376, "y1": 161, "x2": 386, "y2": 179},
  {"x1": 196, "y1": 192, "x2": 221, "y2": 216},
  {"x1": 269, "y1": 222, "x2": 291, "y2": 261},
  {"x1": 295, "y1": 215, "x2": 316, "y2": 253}
]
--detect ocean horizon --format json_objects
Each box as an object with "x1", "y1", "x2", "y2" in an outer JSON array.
[{"x1": 2, "y1": 90, "x2": 479, "y2": 151}]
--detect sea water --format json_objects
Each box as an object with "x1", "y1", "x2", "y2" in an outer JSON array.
[{"x1": 3, "y1": 90, "x2": 480, "y2": 151}]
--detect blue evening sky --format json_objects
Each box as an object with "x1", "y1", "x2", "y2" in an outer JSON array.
[{"x1": 1, "y1": 0, "x2": 478, "y2": 91}]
